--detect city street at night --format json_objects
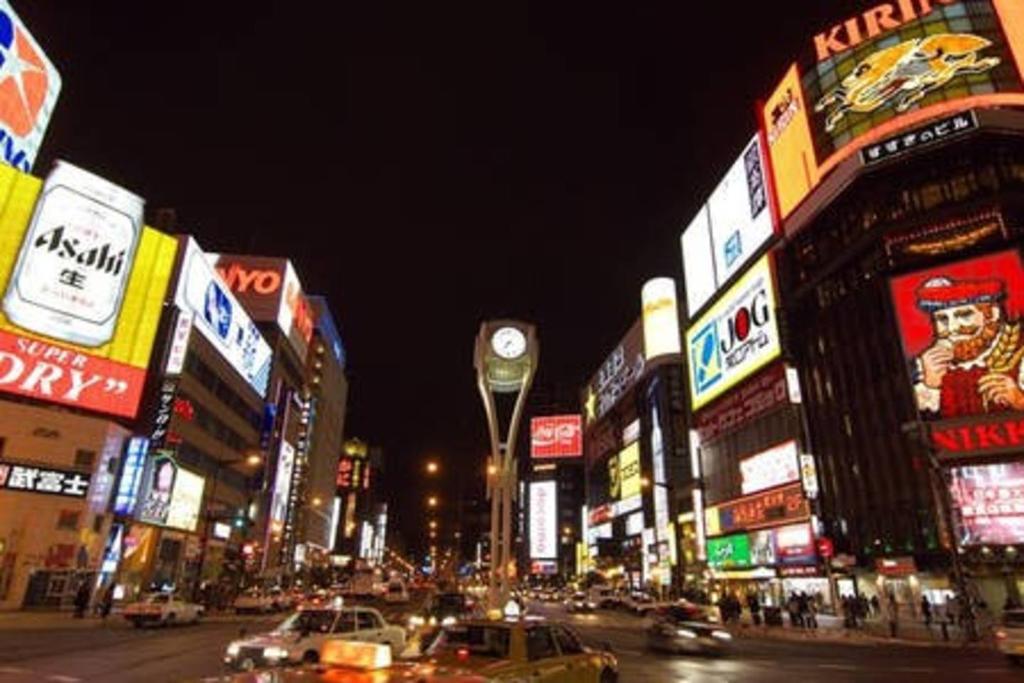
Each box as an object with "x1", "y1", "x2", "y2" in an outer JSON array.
[{"x1": 3, "y1": 1, "x2": 1024, "y2": 681}]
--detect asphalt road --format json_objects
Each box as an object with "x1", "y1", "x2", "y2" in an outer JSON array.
[{"x1": 0, "y1": 602, "x2": 1019, "y2": 682}]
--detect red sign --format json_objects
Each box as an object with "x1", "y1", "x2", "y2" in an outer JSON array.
[
  {"x1": 890, "y1": 250, "x2": 1024, "y2": 425},
  {"x1": 336, "y1": 456, "x2": 369, "y2": 491},
  {"x1": 815, "y1": 537, "x2": 834, "y2": 560},
  {"x1": 0, "y1": 329, "x2": 144, "y2": 418},
  {"x1": 929, "y1": 412, "x2": 1024, "y2": 462},
  {"x1": 531, "y1": 415, "x2": 583, "y2": 459},
  {"x1": 695, "y1": 363, "x2": 789, "y2": 442},
  {"x1": 708, "y1": 482, "x2": 810, "y2": 535},
  {"x1": 876, "y1": 556, "x2": 916, "y2": 577},
  {"x1": 589, "y1": 504, "x2": 613, "y2": 526},
  {"x1": 950, "y1": 462, "x2": 1024, "y2": 545}
]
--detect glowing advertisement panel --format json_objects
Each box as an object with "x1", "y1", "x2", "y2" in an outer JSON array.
[
  {"x1": 685, "y1": 255, "x2": 782, "y2": 411},
  {"x1": 618, "y1": 442, "x2": 641, "y2": 500},
  {"x1": 763, "y1": 0, "x2": 1024, "y2": 220},
  {"x1": 0, "y1": 162, "x2": 177, "y2": 417},
  {"x1": 641, "y1": 278, "x2": 682, "y2": 359},
  {"x1": 529, "y1": 480, "x2": 557, "y2": 560},
  {"x1": 174, "y1": 238, "x2": 272, "y2": 397},
  {"x1": 530, "y1": 415, "x2": 583, "y2": 458},
  {"x1": 270, "y1": 440, "x2": 296, "y2": 528},
  {"x1": 950, "y1": 462, "x2": 1024, "y2": 545},
  {"x1": 707, "y1": 533, "x2": 751, "y2": 569},
  {"x1": 679, "y1": 136, "x2": 776, "y2": 317},
  {"x1": 740, "y1": 440, "x2": 800, "y2": 495},
  {"x1": 704, "y1": 482, "x2": 810, "y2": 536},
  {"x1": 215, "y1": 256, "x2": 315, "y2": 362},
  {"x1": 0, "y1": 1, "x2": 61, "y2": 172},
  {"x1": 137, "y1": 453, "x2": 205, "y2": 532},
  {"x1": 890, "y1": 250, "x2": 1024, "y2": 429}
]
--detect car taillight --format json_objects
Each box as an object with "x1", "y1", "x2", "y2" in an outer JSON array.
[
  {"x1": 456, "y1": 647, "x2": 470, "y2": 662},
  {"x1": 996, "y1": 629, "x2": 1008, "y2": 640}
]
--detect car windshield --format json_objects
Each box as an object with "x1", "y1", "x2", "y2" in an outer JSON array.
[
  {"x1": 275, "y1": 609, "x2": 337, "y2": 634},
  {"x1": 660, "y1": 605, "x2": 708, "y2": 623},
  {"x1": 146, "y1": 594, "x2": 170, "y2": 604},
  {"x1": 434, "y1": 594, "x2": 467, "y2": 612},
  {"x1": 427, "y1": 625, "x2": 510, "y2": 658},
  {"x1": 1005, "y1": 611, "x2": 1024, "y2": 627}
]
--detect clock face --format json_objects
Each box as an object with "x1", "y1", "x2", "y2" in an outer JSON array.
[{"x1": 491, "y1": 326, "x2": 526, "y2": 359}]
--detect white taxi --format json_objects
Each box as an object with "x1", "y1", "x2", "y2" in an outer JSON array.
[{"x1": 123, "y1": 592, "x2": 203, "y2": 628}]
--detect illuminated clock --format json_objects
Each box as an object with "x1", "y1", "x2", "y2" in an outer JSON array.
[{"x1": 491, "y1": 326, "x2": 526, "y2": 359}]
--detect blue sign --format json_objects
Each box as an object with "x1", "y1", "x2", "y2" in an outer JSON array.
[
  {"x1": 690, "y1": 321, "x2": 722, "y2": 394},
  {"x1": 113, "y1": 436, "x2": 148, "y2": 515},
  {"x1": 309, "y1": 296, "x2": 346, "y2": 368}
]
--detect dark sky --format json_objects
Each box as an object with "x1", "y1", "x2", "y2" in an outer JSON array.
[{"x1": 21, "y1": 1, "x2": 854, "y2": 552}]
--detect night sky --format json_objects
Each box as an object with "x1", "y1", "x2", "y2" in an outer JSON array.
[{"x1": 21, "y1": 1, "x2": 854, "y2": 552}]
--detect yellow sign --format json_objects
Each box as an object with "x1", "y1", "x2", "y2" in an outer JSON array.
[
  {"x1": 762, "y1": 64, "x2": 819, "y2": 220},
  {"x1": 0, "y1": 165, "x2": 177, "y2": 417},
  {"x1": 619, "y1": 442, "x2": 641, "y2": 500}
]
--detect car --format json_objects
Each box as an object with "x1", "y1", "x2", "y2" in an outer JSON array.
[
  {"x1": 123, "y1": 592, "x2": 202, "y2": 628},
  {"x1": 384, "y1": 580, "x2": 409, "y2": 604},
  {"x1": 646, "y1": 604, "x2": 733, "y2": 656},
  {"x1": 566, "y1": 591, "x2": 597, "y2": 613},
  {"x1": 408, "y1": 592, "x2": 477, "y2": 629},
  {"x1": 588, "y1": 587, "x2": 620, "y2": 609},
  {"x1": 223, "y1": 604, "x2": 406, "y2": 670},
  {"x1": 233, "y1": 589, "x2": 275, "y2": 614},
  {"x1": 996, "y1": 608, "x2": 1024, "y2": 664},
  {"x1": 415, "y1": 617, "x2": 619, "y2": 682},
  {"x1": 620, "y1": 591, "x2": 656, "y2": 614}
]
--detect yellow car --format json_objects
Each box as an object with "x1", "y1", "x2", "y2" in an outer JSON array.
[{"x1": 413, "y1": 618, "x2": 619, "y2": 682}]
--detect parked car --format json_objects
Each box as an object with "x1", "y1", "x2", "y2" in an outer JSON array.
[
  {"x1": 384, "y1": 580, "x2": 410, "y2": 604},
  {"x1": 223, "y1": 604, "x2": 406, "y2": 670},
  {"x1": 646, "y1": 604, "x2": 733, "y2": 656},
  {"x1": 233, "y1": 589, "x2": 274, "y2": 614},
  {"x1": 123, "y1": 592, "x2": 202, "y2": 628},
  {"x1": 589, "y1": 587, "x2": 620, "y2": 609},
  {"x1": 996, "y1": 608, "x2": 1024, "y2": 664}
]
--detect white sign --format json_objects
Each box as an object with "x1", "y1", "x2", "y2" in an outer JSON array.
[
  {"x1": 165, "y1": 466, "x2": 204, "y2": 532},
  {"x1": 626, "y1": 511, "x2": 644, "y2": 536},
  {"x1": 740, "y1": 440, "x2": 800, "y2": 494},
  {"x1": 3, "y1": 161, "x2": 143, "y2": 347},
  {"x1": 623, "y1": 419, "x2": 640, "y2": 445},
  {"x1": 0, "y1": 1, "x2": 61, "y2": 172},
  {"x1": 680, "y1": 135, "x2": 775, "y2": 317},
  {"x1": 213, "y1": 522, "x2": 231, "y2": 540},
  {"x1": 0, "y1": 461, "x2": 90, "y2": 497},
  {"x1": 174, "y1": 238, "x2": 272, "y2": 397},
  {"x1": 800, "y1": 453, "x2": 820, "y2": 500},
  {"x1": 529, "y1": 480, "x2": 557, "y2": 560},
  {"x1": 165, "y1": 310, "x2": 193, "y2": 375},
  {"x1": 685, "y1": 254, "x2": 782, "y2": 411},
  {"x1": 613, "y1": 493, "x2": 642, "y2": 518},
  {"x1": 270, "y1": 440, "x2": 295, "y2": 528},
  {"x1": 642, "y1": 278, "x2": 681, "y2": 360}
]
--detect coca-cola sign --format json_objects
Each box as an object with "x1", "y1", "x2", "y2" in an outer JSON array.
[{"x1": 531, "y1": 415, "x2": 582, "y2": 459}]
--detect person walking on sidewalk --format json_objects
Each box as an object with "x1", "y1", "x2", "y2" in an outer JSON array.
[
  {"x1": 886, "y1": 594, "x2": 899, "y2": 638},
  {"x1": 806, "y1": 594, "x2": 819, "y2": 629},
  {"x1": 870, "y1": 594, "x2": 880, "y2": 618},
  {"x1": 747, "y1": 593, "x2": 762, "y2": 626},
  {"x1": 99, "y1": 582, "x2": 115, "y2": 621},
  {"x1": 73, "y1": 581, "x2": 90, "y2": 619},
  {"x1": 921, "y1": 595, "x2": 933, "y2": 629}
]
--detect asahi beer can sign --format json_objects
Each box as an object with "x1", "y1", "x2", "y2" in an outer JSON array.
[{"x1": 2, "y1": 161, "x2": 143, "y2": 347}]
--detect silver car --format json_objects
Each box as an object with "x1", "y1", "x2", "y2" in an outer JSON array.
[{"x1": 646, "y1": 604, "x2": 733, "y2": 656}]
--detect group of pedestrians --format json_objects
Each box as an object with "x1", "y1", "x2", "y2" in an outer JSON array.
[
  {"x1": 785, "y1": 592, "x2": 818, "y2": 629},
  {"x1": 72, "y1": 580, "x2": 115, "y2": 620}
]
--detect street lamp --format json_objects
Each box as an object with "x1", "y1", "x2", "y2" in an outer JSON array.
[
  {"x1": 429, "y1": 520, "x2": 438, "y2": 529},
  {"x1": 427, "y1": 496, "x2": 438, "y2": 508},
  {"x1": 426, "y1": 461, "x2": 439, "y2": 475}
]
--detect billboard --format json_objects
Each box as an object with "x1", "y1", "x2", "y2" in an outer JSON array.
[
  {"x1": 137, "y1": 453, "x2": 205, "y2": 532},
  {"x1": 529, "y1": 480, "x2": 557, "y2": 560},
  {"x1": 707, "y1": 533, "x2": 751, "y2": 569},
  {"x1": 336, "y1": 455, "x2": 370, "y2": 491},
  {"x1": 309, "y1": 295, "x2": 346, "y2": 367},
  {"x1": 686, "y1": 255, "x2": 782, "y2": 411},
  {"x1": 582, "y1": 320, "x2": 645, "y2": 426},
  {"x1": 890, "y1": 250, "x2": 1024, "y2": 423},
  {"x1": 740, "y1": 440, "x2": 800, "y2": 495},
  {"x1": 951, "y1": 461, "x2": 1024, "y2": 545},
  {"x1": 0, "y1": 460, "x2": 90, "y2": 498},
  {"x1": 641, "y1": 278, "x2": 682, "y2": 359},
  {"x1": 680, "y1": 135, "x2": 777, "y2": 317},
  {"x1": 0, "y1": 1, "x2": 60, "y2": 172},
  {"x1": 174, "y1": 238, "x2": 272, "y2": 398},
  {"x1": 216, "y1": 256, "x2": 315, "y2": 362},
  {"x1": 270, "y1": 440, "x2": 295, "y2": 529},
  {"x1": 0, "y1": 162, "x2": 177, "y2": 417},
  {"x1": 618, "y1": 442, "x2": 641, "y2": 500},
  {"x1": 695, "y1": 362, "x2": 790, "y2": 443},
  {"x1": 530, "y1": 415, "x2": 583, "y2": 458},
  {"x1": 704, "y1": 482, "x2": 810, "y2": 536},
  {"x1": 763, "y1": 0, "x2": 1024, "y2": 220}
]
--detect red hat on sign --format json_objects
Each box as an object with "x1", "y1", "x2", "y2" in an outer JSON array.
[{"x1": 915, "y1": 276, "x2": 1004, "y2": 312}]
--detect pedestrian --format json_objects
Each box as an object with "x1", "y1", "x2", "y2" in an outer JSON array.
[
  {"x1": 806, "y1": 594, "x2": 819, "y2": 629},
  {"x1": 870, "y1": 594, "x2": 881, "y2": 618},
  {"x1": 748, "y1": 593, "x2": 762, "y2": 627},
  {"x1": 73, "y1": 581, "x2": 90, "y2": 619},
  {"x1": 99, "y1": 582, "x2": 115, "y2": 620},
  {"x1": 787, "y1": 593, "x2": 801, "y2": 628},
  {"x1": 797, "y1": 592, "x2": 810, "y2": 629},
  {"x1": 921, "y1": 595, "x2": 932, "y2": 628},
  {"x1": 886, "y1": 596, "x2": 899, "y2": 638}
]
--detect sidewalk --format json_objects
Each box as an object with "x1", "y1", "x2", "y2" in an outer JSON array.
[
  {"x1": 0, "y1": 609, "x2": 251, "y2": 630},
  {"x1": 734, "y1": 613, "x2": 985, "y2": 649}
]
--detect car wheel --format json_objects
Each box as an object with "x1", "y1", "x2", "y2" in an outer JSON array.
[
  {"x1": 600, "y1": 668, "x2": 618, "y2": 683},
  {"x1": 302, "y1": 650, "x2": 319, "y2": 664}
]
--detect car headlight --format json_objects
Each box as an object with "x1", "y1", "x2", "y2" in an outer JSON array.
[
  {"x1": 676, "y1": 628, "x2": 697, "y2": 639},
  {"x1": 441, "y1": 616, "x2": 457, "y2": 626},
  {"x1": 226, "y1": 643, "x2": 240, "y2": 658},
  {"x1": 263, "y1": 646, "x2": 289, "y2": 660},
  {"x1": 408, "y1": 615, "x2": 425, "y2": 628},
  {"x1": 428, "y1": 616, "x2": 438, "y2": 626},
  {"x1": 711, "y1": 630, "x2": 732, "y2": 641},
  {"x1": 586, "y1": 602, "x2": 597, "y2": 609}
]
